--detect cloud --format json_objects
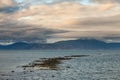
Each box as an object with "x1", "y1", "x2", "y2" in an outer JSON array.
[
  {"x1": 14, "y1": 2, "x2": 119, "y2": 29},
  {"x1": 91, "y1": 0, "x2": 120, "y2": 3},
  {"x1": 98, "y1": 3, "x2": 115, "y2": 11},
  {"x1": 48, "y1": 14, "x2": 120, "y2": 42},
  {"x1": 0, "y1": 1, "x2": 120, "y2": 43},
  {"x1": 20, "y1": 0, "x2": 120, "y2": 5},
  {"x1": 0, "y1": 20, "x2": 67, "y2": 43},
  {"x1": 0, "y1": 0, "x2": 16, "y2": 8},
  {"x1": 0, "y1": 0, "x2": 19, "y2": 13}
]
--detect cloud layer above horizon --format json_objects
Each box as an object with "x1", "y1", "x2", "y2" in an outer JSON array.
[{"x1": 0, "y1": 0, "x2": 120, "y2": 43}]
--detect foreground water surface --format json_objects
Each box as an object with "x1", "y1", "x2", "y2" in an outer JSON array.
[{"x1": 0, "y1": 50, "x2": 120, "y2": 80}]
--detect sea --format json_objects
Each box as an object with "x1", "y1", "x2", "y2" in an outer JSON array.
[{"x1": 0, "y1": 50, "x2": 120, "y2": 80}]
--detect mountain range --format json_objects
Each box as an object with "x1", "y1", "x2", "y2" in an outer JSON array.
[{"x1": 0, "y1": 39, "x2": 120, "y2": 50}]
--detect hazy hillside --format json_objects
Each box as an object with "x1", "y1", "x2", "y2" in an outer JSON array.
[{"x1": 0, "y1": 39, "x2": 120, "y2": 50}]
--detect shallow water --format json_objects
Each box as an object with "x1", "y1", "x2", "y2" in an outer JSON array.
[
  {"x1": 0, "y1": 50, "x2": 88, "y2": 72},
  {"x1": 0, "y1": 50, "x2": 120, "y2": 80}
]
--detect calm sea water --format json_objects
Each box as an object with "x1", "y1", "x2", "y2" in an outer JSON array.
[
  {"x1": 0, "y1": 50, "x2": 120, "y2": 73},
  {"x1": 0, "y1": 50, "x2": 87, "y2": 72}
]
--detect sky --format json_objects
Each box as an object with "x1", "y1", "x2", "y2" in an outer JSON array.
[{"x1": 0, "y1": 0, "x2": 120, "y2": 43}]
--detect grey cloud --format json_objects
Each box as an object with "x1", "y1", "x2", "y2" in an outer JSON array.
[
  {"x1": 0, "y1": 6, "x2": 19, "y2": 13},
  {"x1": 0, "y1": 0, "x2": 19, "y2": 13},
  {"x1": 0, "y1": 21, "x2": 67, "y2": 43}
]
